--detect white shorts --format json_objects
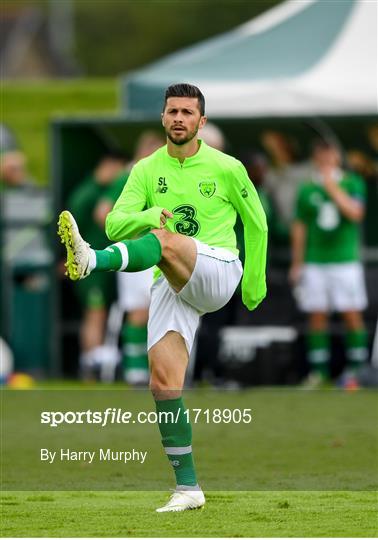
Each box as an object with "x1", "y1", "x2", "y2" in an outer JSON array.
[
  {"x1": 295, "y1": 262, "x2": 368, "y2": 313},
  {"x1": 147, "y1": 240, "x2": 243, "y2": 354},
  {"x1": 117, "y1": 268, "x2": 154, "y2": 311}
]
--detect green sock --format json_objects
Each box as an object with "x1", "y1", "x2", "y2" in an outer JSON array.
[
  {"x1": 122, "y1": 323, "x2": 149, "y2": 384},
  {"x1": 93, "y1": 233, "x2": 161, "y2": 273},
  {"x1": 345, "y1": 329, "x2": 368, "y2": 372},
  {"x1": 155, "y1": 397, "x2": 197, "y2": 487},
  {"x1": 307, "y1": 331, "x2": 330, "y2": 379}
]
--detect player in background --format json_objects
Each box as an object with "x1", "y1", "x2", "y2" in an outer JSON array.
[
  {"x1": 290, "y1": 140, "x2": 368, "y2": 389},
  {"x1": 67, "y1": 153, "x2": 127, "y2": 379},
  {"x1": 94, "y1": 132, "x2": 165, "y2": 385},
  {"x1": 58, "y1": 83, "x2": 267, "y2": 512},
  {"x1": 198, "y1": 122, "x2": 225, "y2": 152}
]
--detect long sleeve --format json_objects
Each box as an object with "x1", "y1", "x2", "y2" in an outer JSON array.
[
  {"x1": 105, "y1": 162, "x2": 163, "y2": 241},
  {"x1": 228, "y1": 162, "x2": 268, "y2": 311}
]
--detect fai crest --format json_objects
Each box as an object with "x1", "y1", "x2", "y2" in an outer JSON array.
[{"x1": 199, "y1": 181, "x2": 216, "y2": 198}]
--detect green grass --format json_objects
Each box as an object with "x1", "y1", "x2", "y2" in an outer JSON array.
[
  {"x1": 1, "y1": 387, "x2": 377, "y2": 537},
  {"x1": 1, "y1": 490, "x2": 377, "y2": 537},
  {"x1": 1, "y1": 79, "x2": 117, "y2": 184}
]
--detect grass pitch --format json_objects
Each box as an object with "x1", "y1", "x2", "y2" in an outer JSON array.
[
  {"x1": 1, "y1": 387, "x2": 377, "y2": 537},
  {"x1": 2, "y1": 490, "x2": 377, "y2": 537}
]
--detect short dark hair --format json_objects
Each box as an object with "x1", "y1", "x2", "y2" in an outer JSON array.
[
  {"x1": 164, "y1": 83, "x2": 205, "y2": 115},
  {"x1": 99, "y1": 150, "x2": 128, "y2": 164},
  {"x1": 311, "y1": 138, "x2": 338, "y2": 154}
]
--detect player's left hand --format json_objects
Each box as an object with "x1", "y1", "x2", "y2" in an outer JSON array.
[{"x1": 160, "y1": 209, "x2": 173, "y2": 228}]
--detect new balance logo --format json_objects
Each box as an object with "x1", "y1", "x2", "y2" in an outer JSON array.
[{"x1": 156, "y1": 177, "x2": 168, "y2": 193}]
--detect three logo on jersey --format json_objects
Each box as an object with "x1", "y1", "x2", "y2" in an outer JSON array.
[{"x1": 156, "y1": 177, "x2": 217, "y2": 198}]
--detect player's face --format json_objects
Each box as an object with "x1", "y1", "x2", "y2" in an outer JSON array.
[
  {"x1": 162, "y1": 97, "x2": 206, "y2": 146},
  {"x1": 314, "y1": 148, "x2": 341, "y2": 170}
]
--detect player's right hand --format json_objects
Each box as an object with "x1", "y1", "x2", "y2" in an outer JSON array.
[{"x1": 160, "y1": 209, "x2": 173, "y2": 228}]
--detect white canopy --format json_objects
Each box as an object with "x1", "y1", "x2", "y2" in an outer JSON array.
[{"x1": 122, "y1": 0, "x2": 377, "y2": 118}]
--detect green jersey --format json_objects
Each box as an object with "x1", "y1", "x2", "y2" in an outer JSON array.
[
  {"x1": 68, "y1": 175, "x2": 110, "y2": 249},
  {"x1": 295, "y1": 172, "x2": 366, "y2": 263},
  {"x1": 106, "y1": 141, "x2": 268, "y2": 311},
  {"x1": 103, "y1": 172, "x2": 130, "y2": 204}
]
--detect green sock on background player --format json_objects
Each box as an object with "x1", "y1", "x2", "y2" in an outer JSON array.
[
  {"x1": 122, "y1": 323, "x2": 149, "y2": 385},
  {"x1": 307, "y1": 331, "x2": 331, "y2": 379},
  {"x1": 155, "y1": 397, "x2": 198, "y2": 487},
  {"x1": 345, "y1": 329, "x2": 368, "y2": 372},
  {"x1": 90, "y1": 233, "x2": 161, "y2": 273}
]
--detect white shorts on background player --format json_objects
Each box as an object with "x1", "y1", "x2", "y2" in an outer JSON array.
[
  {"x1": 295, "y1": 262, "x2": 368, "y2": 313},
  {"x1": 117, "y1": 268, "x2": 154, "y2": 311},
  {"x1": 148, "y1": 239, "x2": 243, "y2": 354}
]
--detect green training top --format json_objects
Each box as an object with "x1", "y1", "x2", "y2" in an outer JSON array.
[
  {"x1": 68, "y1": 175, "x2": 111, "y2": 249},
  {"x1": 295, "y1": 172, "x2": 365, "y2": 263},
  {"x1": 103, "y1": 172, "x2": 130, "y2": 204},
  {"x1": 105, "y1": 141, "x2": 268, "y2": 311}
]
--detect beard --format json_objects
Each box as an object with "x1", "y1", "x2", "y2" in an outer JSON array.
[{"x1": 165, "y1": 123, "x2": 200, "y2": 146}]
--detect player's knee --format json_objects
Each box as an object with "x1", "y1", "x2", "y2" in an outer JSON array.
[
  {"x1": 149, "y1": 365, "x2": 169, "y2": 394},
  {"x1": 149, "y1": 377, "x2": 173, "y2": 400},
  {"x1": 149, "y1": 362, "x2": 182, "y2": 398},
  {"x1": 127, "y1": 309, "x2": 149, "y2": 326},
  {"x1": 309, "y1": 312, "x2": 328, "y2": 331},
  {"x1": 151, "y1": 229, "x2": 178, "y2": 263},
  {"x1": 342, "y1": 310, "x2": 364, "y2": 330},
  {"x1": 150, "y1": 383, "x2": 182, "y2": 401}
]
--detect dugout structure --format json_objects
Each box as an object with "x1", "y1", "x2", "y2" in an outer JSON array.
[{"x1": 52, "y1": 114, "x2": 378, "y2": 378}]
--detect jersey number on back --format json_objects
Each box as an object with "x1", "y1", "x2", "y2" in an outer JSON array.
[{"x1": 173, "y1": 204, "x2": 200, "y2": 237}]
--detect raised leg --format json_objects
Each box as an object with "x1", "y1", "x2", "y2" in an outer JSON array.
[{"x1": 151, "y1": 228, "x2": 197, "y2": 292}]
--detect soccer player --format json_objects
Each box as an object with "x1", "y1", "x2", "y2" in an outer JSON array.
[
  {"x1": 94, "y1": 132, "x2": 165, "y2": 386},
  {"x1": 58, "y1": 83, "x2": 268, "y2": 511},
  {"x1": 66, "y1": 152, "x2": 126, "y2": 379},
  {"x1": 290, "y1": 140, "x2": 368, "y2": 389}
]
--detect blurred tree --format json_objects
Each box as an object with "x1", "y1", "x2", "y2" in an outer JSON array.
[{"x1": 74, "y1": 0, "x2": 281, "y2": 76}]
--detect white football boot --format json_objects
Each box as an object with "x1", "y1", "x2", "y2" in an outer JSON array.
[
  {"x1": 58, "y1": 210, "x2": 92, "y2": 281},
  {"x1": 156, "y1": 488, "x2": 205, "y2": 513}
]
